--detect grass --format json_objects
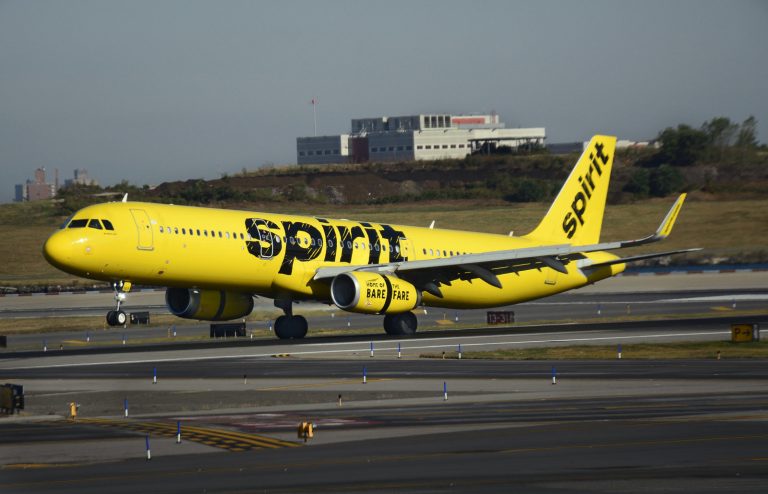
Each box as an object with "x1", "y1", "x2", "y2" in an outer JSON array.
[
  {"x1": 423, "y1": 340, "x2": 768, "y2": 360},
  {"x1": 2, "y1": 197, "x2": 767, "y2": 287}
]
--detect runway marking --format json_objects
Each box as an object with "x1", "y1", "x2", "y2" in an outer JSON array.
[
  {"x1": 253, "y1": 378, "x2": 393, "y2": 391},
  {"x1": 77, "y1": 418, "x2": 298, "y2": 451},
  {"x1": 4, "y1": 330, "x2": 733, "y2": 370}
]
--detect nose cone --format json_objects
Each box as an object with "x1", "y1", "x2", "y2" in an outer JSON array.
[{"x1": 43, "y1": 232, "x2": 74, "y2": 272}]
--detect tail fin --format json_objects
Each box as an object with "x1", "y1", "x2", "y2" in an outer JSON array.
[{"x1": 526, "y1": 135, "x2": 617, "y2": 245}]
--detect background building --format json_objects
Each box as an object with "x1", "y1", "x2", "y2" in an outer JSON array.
[
  {"x1": 297, "y1": 113, "x2": 545, "y2": 165},
  {"x1": 15, "y1": 168, "x2": 56, "y2": 202},
  {"x1": 14, "y1": 168, "x2": 99, "y2": 202}
]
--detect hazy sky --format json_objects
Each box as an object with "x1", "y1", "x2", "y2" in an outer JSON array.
[{"x1": 1, "y1": 0, "x2": 766, "y2": 202}]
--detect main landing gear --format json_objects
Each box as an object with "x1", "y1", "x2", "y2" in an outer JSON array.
[
  {"x1": 383, "y1": 312, "x2": 418, "y2": 336},
  {"x1": 273, "y1": 299, "x2": 308, "y2": 339},
  {"x1": 106, "y1": 281, "x2": 131, "y2": 327},
  {"x1": 271, "y1": 300, "x2": 419, "y2": 339}
]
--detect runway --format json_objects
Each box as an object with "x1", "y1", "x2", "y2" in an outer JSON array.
[{"x1": 1, "y1": 272, "x2": 767, "y2": 492}]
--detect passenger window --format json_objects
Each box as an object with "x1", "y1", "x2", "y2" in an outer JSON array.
[
  {"x1": 429, "y1": 249, "x2": 433, "y2": 256},
  {"x1": 382, "y1": 245, "x2": 386, "y2": 252},
  {"x1": 423, "y1": 249, "x2": 427, "y2": 254},
  {"x1": 196, "y1": 229, "x2": 201, "y2": 236},
  {"x1": 204, "y1": 230, "x2": 208, "y2": 237},
  {"x1": 68, "y1": 219, "x2": 88, "y2": 228},
  {"x1": 174, "y1": 227, "x2": 179, "y2": 234},
  {"x1": 239, "y1": 233, "x2": 244, "y2": 240},
  {"x1": 225, "y1": 232, "x2": 230, "y2": 239},
  {"x1": 374, "y1": 244, "x2": 379, "y2": 252},
  {"x1": 346, "y1": 241, "x2": 352, "y2": 249},
  {"x1": 88, "y1": 219, "x2": 103, "y2": 230},
  {"x1": 182, "y1": 228, "x2": 186, "y2": 234},
  {"x1": 159, "y1": 226, "x2": 164, "y2": 233},
  {"x1": 218, "y1": 231, "x2": 222, "y2": 238},
  {"x1": 443, "y1": 250, "x2": 447, "y2": 257}
]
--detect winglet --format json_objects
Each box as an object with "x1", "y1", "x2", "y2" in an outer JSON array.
[{"x1": 655, "y1": 193, "x2": 686, "y2": 240}]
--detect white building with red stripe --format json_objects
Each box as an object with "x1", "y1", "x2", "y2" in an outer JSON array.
[{"x1": 297, "y1": 113, "x2": 545, "y2": 164}]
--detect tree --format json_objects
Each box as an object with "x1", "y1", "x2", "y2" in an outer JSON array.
[
  {"x1": 623, "y1": 168, "x2": 651, "y2": 197},
  {"x1": 701, "y1": 117, "x2": 737, "y2": 160},
  {"x1": 649, "y1": 165, "x2": 685, "y2": 197},
  {"x1": 656, "y1": 125, "x2": 708, "y2": 166},
  {"x1": 736, "y1": 115, "x2": 758, "y2": 148}
]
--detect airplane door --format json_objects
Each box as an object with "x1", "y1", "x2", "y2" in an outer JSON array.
[{"x1": 130, "y1": 209, "x2": 154, "y2": 251}]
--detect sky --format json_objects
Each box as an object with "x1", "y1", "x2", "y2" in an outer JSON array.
[{"x1": 1, "y1": 0, "x2": 766, "y2": 203}]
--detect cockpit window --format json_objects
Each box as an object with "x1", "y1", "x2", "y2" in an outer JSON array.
[
  {"x1": 88, "y1": 219, "x2": 103, "y2": 230},
  {"x1": 68, "y1": 219, "x2": 88, "y2": 229},
  {"x1": 59, "y1": 215, "x2": 74, "y2": 229},
  {"x1": 102, "y1": 219, "x2": 115, "y2": 231}
]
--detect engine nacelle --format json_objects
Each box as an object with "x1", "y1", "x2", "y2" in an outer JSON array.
[
  {"x1": 166, "y1": 288, "x2": 254, "y2": 321},
  {"x1": 331, "y1": 272, "x2": 420, "y2": 315}
]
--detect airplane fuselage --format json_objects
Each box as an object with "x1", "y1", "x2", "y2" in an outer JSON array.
[{"x1": 43, "y1": 201, "x2": 622, "y2": 310}]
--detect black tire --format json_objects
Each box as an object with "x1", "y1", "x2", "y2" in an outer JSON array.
[
  {"x1": 274, "y1": 315, "x2": 308, "y2": 339},
  {"x1": 106, "y1": 310, "x2": 116, "y2": 326},
  {"x1": 383, "y1": 312, "x2": 418, "y2": 336}
]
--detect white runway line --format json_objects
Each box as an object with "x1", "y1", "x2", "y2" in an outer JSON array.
[{"x1": 6, "y1": 330, "x2": 731, "y2": 370}]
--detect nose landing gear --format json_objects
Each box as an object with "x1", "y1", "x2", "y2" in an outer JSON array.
[{"x1": 106, "y1": 281, "x2": 131, "y2": 327}]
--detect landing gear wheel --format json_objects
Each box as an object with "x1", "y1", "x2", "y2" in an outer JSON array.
[
  {"x1": 274, "y1": 315, "x2": 308, "y2": 339},
  {"x1": 106, "y1": 310, "x2": 127, "y2": 327},
  {"x1": 383, "y1": 312, "x2": 418, "y2": 336}
]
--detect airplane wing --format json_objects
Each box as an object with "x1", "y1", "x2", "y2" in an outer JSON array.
[{"x1": 313, "y1": 194, "x2": 698, "y2": 297}]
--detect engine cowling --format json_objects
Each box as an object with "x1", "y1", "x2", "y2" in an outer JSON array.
[
  {"x1": 331, "y1": 272, "x2": 420, "y2": 314},
  {"x1": 166, "y1": 288, "x2": 254, "y2": 321}
]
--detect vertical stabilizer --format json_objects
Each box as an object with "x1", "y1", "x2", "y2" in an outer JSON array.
[{"x1": 526, "y1": 135, "x2": 616, "y2": 245}]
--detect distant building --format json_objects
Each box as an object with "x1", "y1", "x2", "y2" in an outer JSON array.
[
  {"x1": 14, "y1": 168, "x2": 99, "y2": 202},
  {"x1": 297, "y1": 113, "x2": 546, "y2": 165},
  {"x1": 64, "y1": 168, "x2": 99, "y2": 188},
  {"x1": 14, "y1": 168, "x2": 56, "y2": 202}
]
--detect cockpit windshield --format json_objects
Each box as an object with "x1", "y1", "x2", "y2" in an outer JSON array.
[{"x1": 67, "y1": 218, "x2": 115, "y2": 230}]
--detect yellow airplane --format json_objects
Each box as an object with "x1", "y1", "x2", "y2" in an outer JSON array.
[{"x1": 43, "y1": 135, "x2": 698, "y2": 338}]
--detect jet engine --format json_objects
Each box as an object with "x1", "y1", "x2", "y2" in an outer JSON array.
[
  {"x1": 166, "y1": 288, "x2": 254, "y2": 321},
  {"x1": 331, "y1": 272, "x2": 420, "y2": 314}
]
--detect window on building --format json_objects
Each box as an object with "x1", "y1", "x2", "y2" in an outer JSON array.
[
  {"x1": 425, "y1": 145, "x2": 432, "y2": 149},
  {"x1": 397, "y1": 146, "x2": 404, "y2": 151},
  {"x1": 417, "y1": 145, "x2": 423, "y2": 150},
  {"x1": 450, "y1": 144, "x2": 456, "y2": 148},
  {"x1": 333, "y1": 149, "x2": 339, "y2": 154},
  {"x1": 324, "y1": 150, "x2": 331, "y2": 155},
  {"x1": 406, "y1": 145, "x2": 412, "y2": 150},
  {"x1": 388, "y1": 146, "x2": 394, "y2": 151},
  {"x1": 299, "y1": 151, "x2": 305, "y2": 156}
]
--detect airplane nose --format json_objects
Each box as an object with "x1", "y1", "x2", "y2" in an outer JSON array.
[{"x1": 43, "y1": 232, "x2": 73, "y2": 270}]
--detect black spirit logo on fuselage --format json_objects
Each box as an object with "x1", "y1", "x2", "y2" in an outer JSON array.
[
  {"x1": 245, "y1": 218, "x2": 407, "y2": 275},
  {"x1": 562, "y1": 142, "x2": 611, "y2": 239}
]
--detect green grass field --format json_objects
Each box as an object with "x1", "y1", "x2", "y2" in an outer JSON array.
[{"x1": 1, "y1": 197, "x2": 767, "y2": 287}]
